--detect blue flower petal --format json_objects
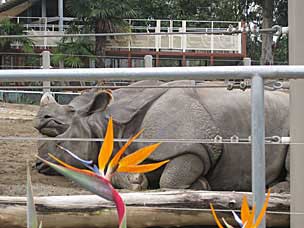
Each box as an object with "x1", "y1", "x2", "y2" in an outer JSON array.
[
  {"x1": 57, "y1": 145, "x2": 93, "y2": 165},
  {"x1": 232, "y1": 211, "x2": 243, "y2": 227},
  {"x1": 93, "y1": 164, "x2": 101, "y2": 175}
]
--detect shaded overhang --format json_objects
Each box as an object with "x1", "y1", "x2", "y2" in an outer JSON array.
[{"x1": 0, "y1": 0, "x2": 38, "y2": 17}]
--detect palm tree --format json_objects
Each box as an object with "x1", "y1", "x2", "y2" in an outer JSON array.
[
  {"x1": 52, "y1": 23, "x2": 94, "y2": 68},
  {"x1": 0, "y1": 18, "x2": 33, "y2": 51},
  {"x1": 66, "y1": 0, "x2": 136, "y2": 68},
  {"x1": 0, "y1": 18, "x2": 34, "y2": 68}
]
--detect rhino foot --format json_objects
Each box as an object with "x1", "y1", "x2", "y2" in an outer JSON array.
[
  {"x1": 111, "y1": 173, "x2": 148, "y2": 191},
  {"x1": 270, "y1": 181, "x2": 289, "y2": 193},
  {"x1": 190, "y1": 177, "x2": 211, "y2": 190}
]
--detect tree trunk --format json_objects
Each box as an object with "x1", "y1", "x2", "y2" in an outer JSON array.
[
  {"x1": 0, "y1": 190, "x2": 290, "y2": 228},
  {"x1": 95, "y1": 20, "x2": 107, "y2": 68},
  {"x1": 260, "y1": 0, "x2": 274, "y2": 65}
]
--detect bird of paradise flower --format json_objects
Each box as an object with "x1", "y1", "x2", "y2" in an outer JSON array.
[
  {"x1": 210, "y1": 189, "x2": 271, "y2": 228},
  {"x1": 37, "y1": 117, "x2": 169, "y2": 228}
]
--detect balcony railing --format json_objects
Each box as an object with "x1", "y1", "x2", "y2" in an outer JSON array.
[{"x1": 6, "y1": 17, "x2": 243, "y2": 54}]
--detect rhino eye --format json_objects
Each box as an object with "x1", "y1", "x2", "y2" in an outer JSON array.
[{"x1": 44, "y1": 115, "x2": 52, "y2": 119}]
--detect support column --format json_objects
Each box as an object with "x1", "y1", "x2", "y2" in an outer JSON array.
[
  {"x1": 243, "y1": 57, "x2": 251, "y2": 66},
  {"x1": 156, "y1": 52, "x2": 160, "y2": 67},
  {"x1": 289, "y1": 0, "x2": 304, "y2": 227},
  {"x1": 144, "y1": 55, "x2": 153, "y2": 68},
  {"x1": 241, "y1": 20, "x2": 247, "y2": 57},
  {"x1": 42, "y1": 51, "x2": 51, "y2": 93},
  {"x1": 128, "y1": 52, "x2": 132, "y2": 68},
  {"x1": 210, "y1": 55, "x2": 214, "y2": 66},
  {"x1": 58, "y1": 0, "x2": 63, "y2": 32},
  {"x1": 41, "y1": 0, "x2": 46, "y2": 17},
  {"x1": 182, "y1": 54, "x2": 186, "y2": 67},
  {"x1": 251, "y1": 74, "x2": 266, "y2": 228}
]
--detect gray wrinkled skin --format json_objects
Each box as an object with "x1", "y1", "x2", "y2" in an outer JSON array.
[{"x1": 35, "y1": 80, "x2": 290, "y2": 192}]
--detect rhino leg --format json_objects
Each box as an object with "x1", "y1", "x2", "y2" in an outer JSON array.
[
  {"x1": 111, "y1": 172, "x2": 148, "y2": 191},
  {"x1": 271, "y1": 148, "x2": 290, "y2": 193},
  {"x1": 159, "y1": 154, "x2": 208, "y2": 189}
]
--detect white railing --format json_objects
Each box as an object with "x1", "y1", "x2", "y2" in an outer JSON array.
[
  {"x1": 107, "y1": 19, "x2": 242, "y2": 53},
  {"x1": 5, "y1": 17, "x2": 243, "y2": 53}
]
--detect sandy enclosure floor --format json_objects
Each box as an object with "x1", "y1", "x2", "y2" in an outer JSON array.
[{"x1": 0, "y1": 102, "x2": 89, "y2": 196}]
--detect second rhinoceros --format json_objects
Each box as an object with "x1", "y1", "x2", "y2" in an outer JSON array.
[{"x1": 35, "y1": 80, "x2": 290, "y2": 192}]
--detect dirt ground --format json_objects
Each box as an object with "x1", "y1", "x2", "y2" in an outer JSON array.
[{"x1": 0, "y1": 102, "x2": 90, "y2": 196}]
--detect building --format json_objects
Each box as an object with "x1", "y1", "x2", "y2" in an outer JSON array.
[{"x1": 0, "y1": 0, "x2": 247, "y2": 68}]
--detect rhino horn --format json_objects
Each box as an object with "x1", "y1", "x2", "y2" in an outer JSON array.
[{"x1": 40, "y1": 92, "x2": 57, "y2": 106}]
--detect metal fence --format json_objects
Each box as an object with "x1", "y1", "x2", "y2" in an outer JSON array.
[{"x1": 0, "y1": 65, "x2": 302, "y2": 227}]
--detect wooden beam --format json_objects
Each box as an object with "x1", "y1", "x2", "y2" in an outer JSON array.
[{"x1": 0, "y1": 190, "x2": 290, "y2": 228}]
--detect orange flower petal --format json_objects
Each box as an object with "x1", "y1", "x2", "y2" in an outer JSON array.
[
  {"x1": 108, "y1": 129, "x2": 144, "y2": 172},
  {"x1": 119, "y1": 143, "x2": 161, "y2": 167},
  {"x1": 241, "y1": 195, "x2": 250, "y2": 225},
  {"x1": 245, "y1": 205, "x2": 256, "y2": 228},
  {"x1": 98, "y1": 117, "x2": 114, "y2": 174},
  {"x1": 210, "y1": 203, "x2": 224, "y2": 228},
  {"x1": 117, "y1": 160, "x2": 169, "y2": 173},
  {"x1": 254, "y1": 189, "x2": 271, "y2": 227},
  {"x1": 46, "y1": 154, "x2": 95, "y2": 176}
]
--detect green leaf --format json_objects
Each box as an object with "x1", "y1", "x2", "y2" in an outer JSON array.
[
  {"x1": 26, "y1": 161, "x2": 38, "y2": 228},
  {"x1": 37, "y1": 156, "x2": 127, "y2": 228},
  {"x1": 37, "y1": 156, "x2": 114, "y2": 201}
]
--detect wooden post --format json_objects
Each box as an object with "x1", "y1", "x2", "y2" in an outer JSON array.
[
  {"x1": 241, "y1": 20, "x2": 247, "y2": 58},
  {"x1": 128, "y1": 52, "x2": 132, "y2": 68},
  {"x1": 156, "y1": 52, "x2": 160, "y2": 67},
  {"x1": 210, "y1": 55, "x2": 214, "y2": 66}
]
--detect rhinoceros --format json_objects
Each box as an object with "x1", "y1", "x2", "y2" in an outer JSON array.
[{"x1": 35, "y1": 80, "x2": 290, "y2": 192}]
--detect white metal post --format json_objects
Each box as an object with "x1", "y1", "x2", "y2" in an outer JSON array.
[
  {"x1": 211, "y1": 21, "x2": 214, "y2": 53},
  {"x1": 243, "y1": 57, "x2": 251, "y2": 66},
  {"x1": 169, "y1": 20, "x2": 173, "y2": 49},
  {"x1": 155, "y1": 20, "x2": 161, "y2": 52},
  {"x1": 42, "y1": 51, "x2": 51, "y2": 93},
  {"x1": 89, "y1": 58, "x2": 95, "y2": 68},
  {"x1": 144, "y1": 55, "x2": 153, "y2": 68},
  {"x1": 238, "y1": 22, "x2": 242, "y2": 54},
  {"x1": 41, "y1": 0, "x2": 46, "y2": 17},
  {"x1": 58, "y1": 0, "x2": 64, "y2": 32},
  {"x1": 182, "y1": 20, "x2": 187, "y2": 52},
  {"x1": 289, "y1": 0, "x2": 304, "y2": 227},
  {"x1": 251, "y1": 74, "x2": 266, "y2": 228}
]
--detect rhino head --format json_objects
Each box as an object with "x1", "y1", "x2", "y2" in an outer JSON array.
[
  {"x1": 34, "y1": 89, "x2": 101, "y2": 137},
  {"x1": 35, "y1": 91, "x2": 113, "y2": 174},
  {"x1": 34, "y1": 92, "x2": 75, "y2": 137}
]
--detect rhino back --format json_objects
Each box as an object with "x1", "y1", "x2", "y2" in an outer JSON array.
[{"x1": 135, "y1": 87, "x2": 288, "y2": 191}]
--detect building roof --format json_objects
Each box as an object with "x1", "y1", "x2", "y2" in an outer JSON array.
[{"x1": 0, "y1": 0, "x2": 38, "y2": 17}]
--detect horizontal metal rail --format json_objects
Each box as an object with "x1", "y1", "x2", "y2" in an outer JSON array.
[
  {"x1": 0, "y1": 136, "x2": 291, "y2": 144},
  {"x1": 0, "y1": 66, "x2": 303, "y2": 82},
  {"x1": 0, "y1": 28, "x2": 268, "y2": 39}
]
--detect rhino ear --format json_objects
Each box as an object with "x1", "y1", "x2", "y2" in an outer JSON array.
[
  {"x1": 40, "y1": 92, "x2": 57, "y2": 106},
  {"x1": 79, "y1": 90, "x2": 113, "y2": 115}
]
